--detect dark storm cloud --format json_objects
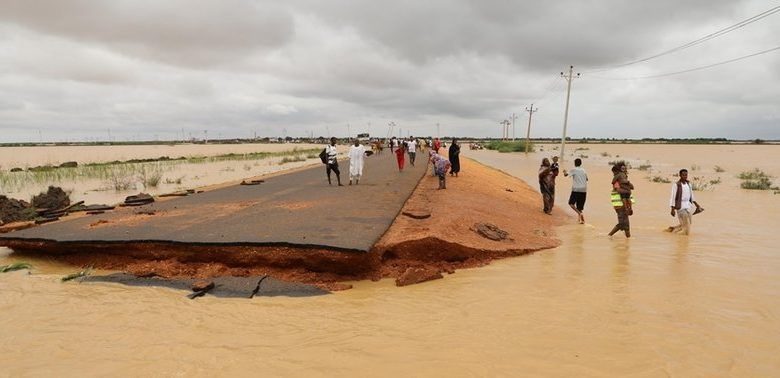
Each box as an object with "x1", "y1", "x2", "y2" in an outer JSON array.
[{"x1": 0, "y1": 0, "x2": 294, "y2": 67}]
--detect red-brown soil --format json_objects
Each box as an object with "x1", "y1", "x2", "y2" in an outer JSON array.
[
  {"x1": 5, "y1": 157, "x2": 566, "y2": 289},
  {"x1": 372, "y1": 156, "x2": 565, "y2": 279}
]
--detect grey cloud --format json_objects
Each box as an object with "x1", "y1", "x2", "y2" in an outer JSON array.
[
  {"x1": 0, "y1": 0, "x2": 295, "y2": 67},
  {"x1": 293, "y1": 0, "x2": 741, "y2": 71}
]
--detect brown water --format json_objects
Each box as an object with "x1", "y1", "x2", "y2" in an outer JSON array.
[{"x1": 1, "y1": 144, "x2": 779, "y2": 376}]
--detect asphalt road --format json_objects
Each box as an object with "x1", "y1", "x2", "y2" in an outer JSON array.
[{"x1": 1, "y1": 147, "x2": 427, "y2": 252}]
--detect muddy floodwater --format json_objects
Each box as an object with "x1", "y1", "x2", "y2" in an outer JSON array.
[{"x1": 1, "y1": 143, "x2": 779, "y2": 376}]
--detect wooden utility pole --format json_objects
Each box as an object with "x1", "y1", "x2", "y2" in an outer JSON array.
[
  {"x1": 559, "y1": 65, "x2": 580, "y2": 165},
  {"x1": 510, "y1": 113, "x2": 518, "y2": 140},
  {"x1": 524, "y1": 104, "x2": 537, "y2": 155}
]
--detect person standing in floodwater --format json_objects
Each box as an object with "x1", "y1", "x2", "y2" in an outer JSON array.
[
  {"x1": 609, "y1": 162, "x2": 634, "y2": 237},
  {"x1": 449, "y1": 139, "x2": 461, "y2": 177},
  {"x1": 668, "y1": 168, "x2": 703, "y2": 235},
  {"x1": 564, "y1": 158, "x2": 588, "y2": 223},
  {"x1": 538, "y1": 158, "x2": 555, "y2": 214},
  {"x1": 324, "y1": 137, "x2": 343, "y2": 186},
  {"x1": 395, "y1": 141, "x2": 406, "y2": 171}
]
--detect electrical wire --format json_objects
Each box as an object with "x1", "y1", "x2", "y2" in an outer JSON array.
[
  {"x1": 584, "y1": 5, "x2": 780, "y2": 73},
  {"x1": 588, "y1": 45, "x2": 780, "y2": 80}
]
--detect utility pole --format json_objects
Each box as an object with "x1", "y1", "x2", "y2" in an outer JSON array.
[
  {"x1": 436, "y1": 123, "x2": 440, "y2": 138},
  {"x1": 510, "y1": 113, "x2": 519, "y2": 141},
  {"x1": 500, "y1": 119, "x2": 510, "y2": 140},
  {"x1": 525, "y1": 104, "x2": 538, "y2": 155},
  {"x1": 560, "y1": 65, "x2": 580, "y2": 165},
  {"x1": 387, "y1": 122, "x2": 395, "y2": 139},
  {"x1": 347, "y1": 124, "x2": 351, "y2": 140}
]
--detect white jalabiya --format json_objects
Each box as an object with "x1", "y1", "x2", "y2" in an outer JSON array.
[{"x1": 348, "y1": 144, "x2": 366, "y2": 179}]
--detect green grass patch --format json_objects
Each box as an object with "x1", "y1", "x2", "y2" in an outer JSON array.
[
  {"x1": 0, "y1": 262, "x2": 32, "y2": 273},
  {"x1": 279, "y1": 155, "x2": 307, "y2": 164},
  {"x1": 485, "y1": 140, "x2": 534, "y2": 153}
]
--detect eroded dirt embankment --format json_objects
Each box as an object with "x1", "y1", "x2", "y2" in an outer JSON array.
[{"x1": 4, "y1": 156, "x2": 566, "y2": 289}]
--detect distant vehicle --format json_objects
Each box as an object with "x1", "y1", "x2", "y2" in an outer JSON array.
[{"x1": 356, "y1": 133, "x2": 370, "y2": 143}]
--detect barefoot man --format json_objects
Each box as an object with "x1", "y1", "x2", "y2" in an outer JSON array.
[
  {"x1": 669, "y1": 168, "x2": 703, "y2": 235},
  {"x1": 564, "y1": 158, "x2": 588, "y2": 223}
]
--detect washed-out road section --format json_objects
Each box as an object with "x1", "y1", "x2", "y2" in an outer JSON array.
[{"x1": 1, "y1": 150, "x2": 426, "y2": 253}]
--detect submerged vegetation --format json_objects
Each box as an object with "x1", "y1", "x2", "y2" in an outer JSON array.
[
  {"x1": 0, "y1": 262, "x2": 32, "y2": 273},
  {"x1": 689, "y1": 176, "x2": 722, "y2": 191},
  {"x1": 61, "y1": 267, "x2": 93, "y2": 282},
  {"x1": 738, "y1": 169, "x2": 777, "y2": 190},
  {"x1": 0, "y1": 148, "x2": 320, "y2": 193},
  {"x1": 485, "y1": 140, "x2": 534, "y2": 153},
  {"x1": 650, "y1": 176, "x2": 672, "y2": 184}
]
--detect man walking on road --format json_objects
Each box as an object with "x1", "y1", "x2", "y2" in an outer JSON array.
[
  {"x1": 324, "y1": 137, "x2": 343, "y2": 186},
  {"x1": 564, "y1": 158, "x2": 588, "y2": 224},
  {"x1": 348, "y1": 139, "x2": 366, "y2": 185},
  {"x1": 407, "y1": 136, "x2": 417, "y2": 166},
  {"x1": 668, "y1": 168, "x2": 703, "y2": 235}
]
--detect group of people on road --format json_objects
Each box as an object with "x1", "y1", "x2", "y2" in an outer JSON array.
[
  {"x1": 322, "y1": 136, "x2": 462, "y2": 190},
  {"x1": 539, "y1": 155, "x2": 703, "y2": 237}
]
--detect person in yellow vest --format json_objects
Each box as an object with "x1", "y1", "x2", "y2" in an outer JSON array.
[{"x1": 608, "y1": 162, "x2": 633, "y2": 238}]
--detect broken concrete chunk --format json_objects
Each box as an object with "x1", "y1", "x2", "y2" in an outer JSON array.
[
  {"x1": 191, "y1": 280, "x2": 215, "y2": 292},
  {"x1": 124, "y1": 193, "x2": 154, "y2": 206},
  {"x1": 473, "y1": 222, "x2": 509, "y2": 241},
  {"x1": 395, "y1": 267, "x2": 443, "y2": 286},
  {"x1": 31, "y1": 186, "x2": 70, "y2": 210}
]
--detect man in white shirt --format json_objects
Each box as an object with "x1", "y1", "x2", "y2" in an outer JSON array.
[
  {"x1": 407, "y1": 136, "x2": 417, "y2": 166},
  {"x1": 324, "y1": 137, "x2": 343, "y2": 186},
  {"x1": 668, "y1": 168, "x2": 703, "y2": 235},
  {"x1": 563, "y1": 158, "x2": 588, "y2": 224}
]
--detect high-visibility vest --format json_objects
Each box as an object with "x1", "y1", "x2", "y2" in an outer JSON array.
[
  {"x1": 610, "y1": 191, "x2": 623, "y2": 207},
  {"x1": 611, "y1": 191, "x2": 636, "y2": 208}
]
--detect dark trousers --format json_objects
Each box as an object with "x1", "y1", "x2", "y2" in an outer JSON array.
[{"x1": 326, "y1": 162, "x2": 340, "y2": 181}]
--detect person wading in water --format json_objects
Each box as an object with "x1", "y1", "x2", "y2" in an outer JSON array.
[
  {"x1": 668, "y1": 168, "x2": 703, "y2": 235},
  {"x1": 608, "y1": 161, "x2": 634, "y2": 237}
]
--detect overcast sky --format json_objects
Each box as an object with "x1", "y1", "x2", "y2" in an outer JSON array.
[{"x1": 1, "y1": 0, "x2": 778, "y2": 142}]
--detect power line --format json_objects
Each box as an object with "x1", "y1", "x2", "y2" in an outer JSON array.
[
  {"x1": 589, "y1": 45, "x2": 780, "y2": 80},
  {"x1": 585, "y1": 5, "x2": 780, "y2": 73}
]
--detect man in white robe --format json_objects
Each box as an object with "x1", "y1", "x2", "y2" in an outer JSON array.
[{"x1": 348, "y1": 140, "x2": 366, "y2": 185}]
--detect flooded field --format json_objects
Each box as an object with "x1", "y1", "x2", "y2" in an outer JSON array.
[
  {"x1": 1, "y1": 143, "x2": 779, "y2": 376},
  {"x1": 0, "y1": 143, "x2": 324, "y2": 205}
]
